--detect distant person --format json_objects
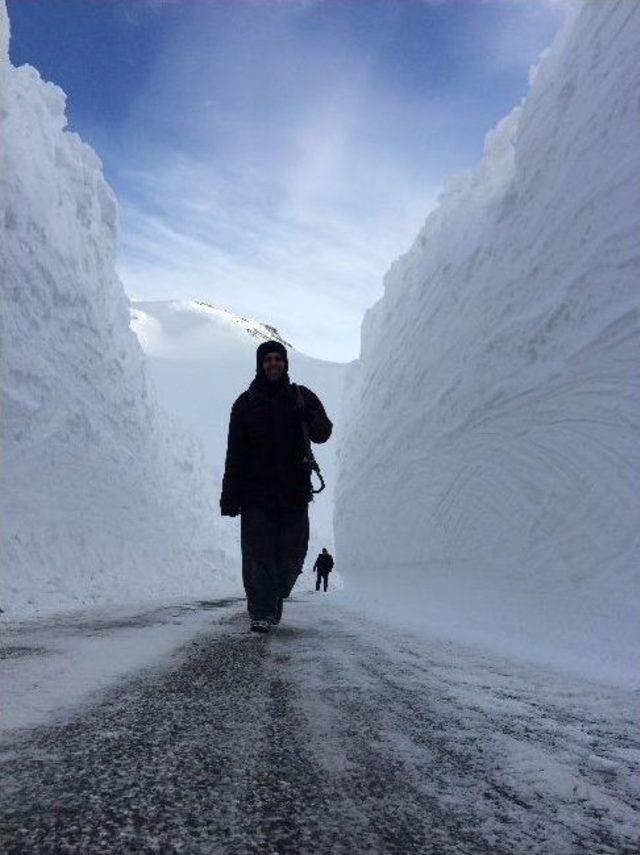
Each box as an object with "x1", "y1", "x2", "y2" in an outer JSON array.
[
  {"x1": 220, "y1": 340, "x2": 332, "y2": 633},
  {"x1": 313, "y1": 548, "x2": 334, "y2": 592}
]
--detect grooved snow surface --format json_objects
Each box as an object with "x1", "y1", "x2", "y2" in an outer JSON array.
[
  {"x1": 0, "y1": 1, "x2": 238, "y2": 616},
  {"x1": 335, "y1": 1, "x2": 640, "y2": 684}
]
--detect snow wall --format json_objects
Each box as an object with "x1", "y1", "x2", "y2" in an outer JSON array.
[
  {"x1": 1, "y1": 1, "x2": 239, "y2": 616},
  {"x1": 334, "y1": 1, "x2": 639, "y2": 684}
]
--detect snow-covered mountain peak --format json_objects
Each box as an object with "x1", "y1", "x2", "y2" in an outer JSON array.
[
  {"x1": 192, "y1": 301, "x2": 293, "y2": 349},
  {"x1": 130, "y1": 299, "x2": 293, "y2": 360}
]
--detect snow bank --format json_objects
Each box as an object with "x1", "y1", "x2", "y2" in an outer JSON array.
[
  {"x1": 335, "y1": 1, "x2": 639, "y2": 684},
  {"x1": 0, "y1": 0, "x2": 239, "y2": 616},
  {"x1": 130, "y1": 299, "x2": 346, "y2": 566}
]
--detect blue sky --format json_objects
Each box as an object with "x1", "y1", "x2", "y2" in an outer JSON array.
[{"x1": 8, "y1": 0, "x2": 565, "y2": 361}]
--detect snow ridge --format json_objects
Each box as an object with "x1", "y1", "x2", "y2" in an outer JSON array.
[
  {"x1": 335, "y1": 1, "x2": 640, "y2": 683},
  {"x1": 193, "y1": 301, "x2": 293, "y2": 348}
]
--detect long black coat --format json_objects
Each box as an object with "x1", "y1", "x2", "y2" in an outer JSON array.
[
  {"x1": 220, "y1": 378, "x2": 332, "y2": 513},
  {"x1": 314, "y1": 553, "x2": 334, "y2": 574}
]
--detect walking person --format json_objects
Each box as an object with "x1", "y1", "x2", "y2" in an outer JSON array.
[
  {"x1": 220, "y1": 340, "x2": 333, "y2": 632},
  {"x1": 313, "y1": 548, "x2": 334, "y2": 592}
]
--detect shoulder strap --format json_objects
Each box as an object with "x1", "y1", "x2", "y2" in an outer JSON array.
[
  {"x1": 292, "y1": 383, "x2": 305, "y2": 409},
  {"x1": 293, "y1": 384, "x2": 312, "y2": 447},
  {"x1": 291, "y1": 384, "x2": 326, "y2": 496}
]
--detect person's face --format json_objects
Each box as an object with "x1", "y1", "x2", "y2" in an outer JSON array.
[{"x1": 263, "y1": 351, "x2": 285, "y2": 382}]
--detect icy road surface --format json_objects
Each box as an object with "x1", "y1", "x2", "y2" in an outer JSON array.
[{"x1": 1, "y1": 597, "x2": 638, "y2": 854}]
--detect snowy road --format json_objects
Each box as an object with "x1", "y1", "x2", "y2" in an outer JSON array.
[{"x1": 1, "y1": 597, "x2": 638, "y2": 854}]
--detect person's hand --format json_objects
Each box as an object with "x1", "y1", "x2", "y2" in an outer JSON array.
[{"x1": 220, "y1": 501, "x2": 240, "y2": 517}]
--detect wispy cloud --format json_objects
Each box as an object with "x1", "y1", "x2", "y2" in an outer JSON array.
[
  {"x1": 110, "y1": 0, "x2": 564, "y2": 361},
  {"x1": 113, "y1": 3, "x2": 445, "y2": 361},
  {"x1": 114, "y1": 0, "x2": 181, "y2": 25},
  {"x1": 117, "y1": 143, "x2": 438, "y2": 362},
  {"x1": 475, "y1": 0, "x2": 567, "y2": 73}
]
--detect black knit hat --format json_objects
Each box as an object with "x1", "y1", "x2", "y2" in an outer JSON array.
[{"x1": 256, "y1": 340, "x2": 288, "y2": 374}]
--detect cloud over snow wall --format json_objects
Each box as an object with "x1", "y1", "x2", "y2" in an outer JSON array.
[
  {"x1": 0, "y1": 0, "x2": 237, "y2": 615},
  {"x1": 334, "y1": 1, "x2": 639, "y2": 683}
]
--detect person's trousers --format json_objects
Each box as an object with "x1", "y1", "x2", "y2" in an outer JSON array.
[
  {"x1": 240, "y1": 505, "x2": 309, "y2": 621},
  {"x1": 316, "y1": 571, "x2": 329, "y2": 592}
]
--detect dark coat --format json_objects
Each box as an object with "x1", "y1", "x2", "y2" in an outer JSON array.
[
  {"x1": 220, "y1": 377, "x2": 332, "y2": 514},
  {"x1": 313, "y1": 553, "x2": 334, "y2": 574}
]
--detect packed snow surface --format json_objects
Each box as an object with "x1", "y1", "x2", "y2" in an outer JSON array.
[
  {"x1": 335, "y1": 1, "x2": 640, "y2": 684},
  {"x1": 130, "y1": 299, "x2": 346, "y2": 556},
  {"x1": 1, "y1": 598, "x2": 243, "y2": 732},
  {"x1": 3, "y1": 598, "x2": 639, "y2": 852},
  {"x1": 0, "y1": 0, "x2": 239, "y2": 616}
]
